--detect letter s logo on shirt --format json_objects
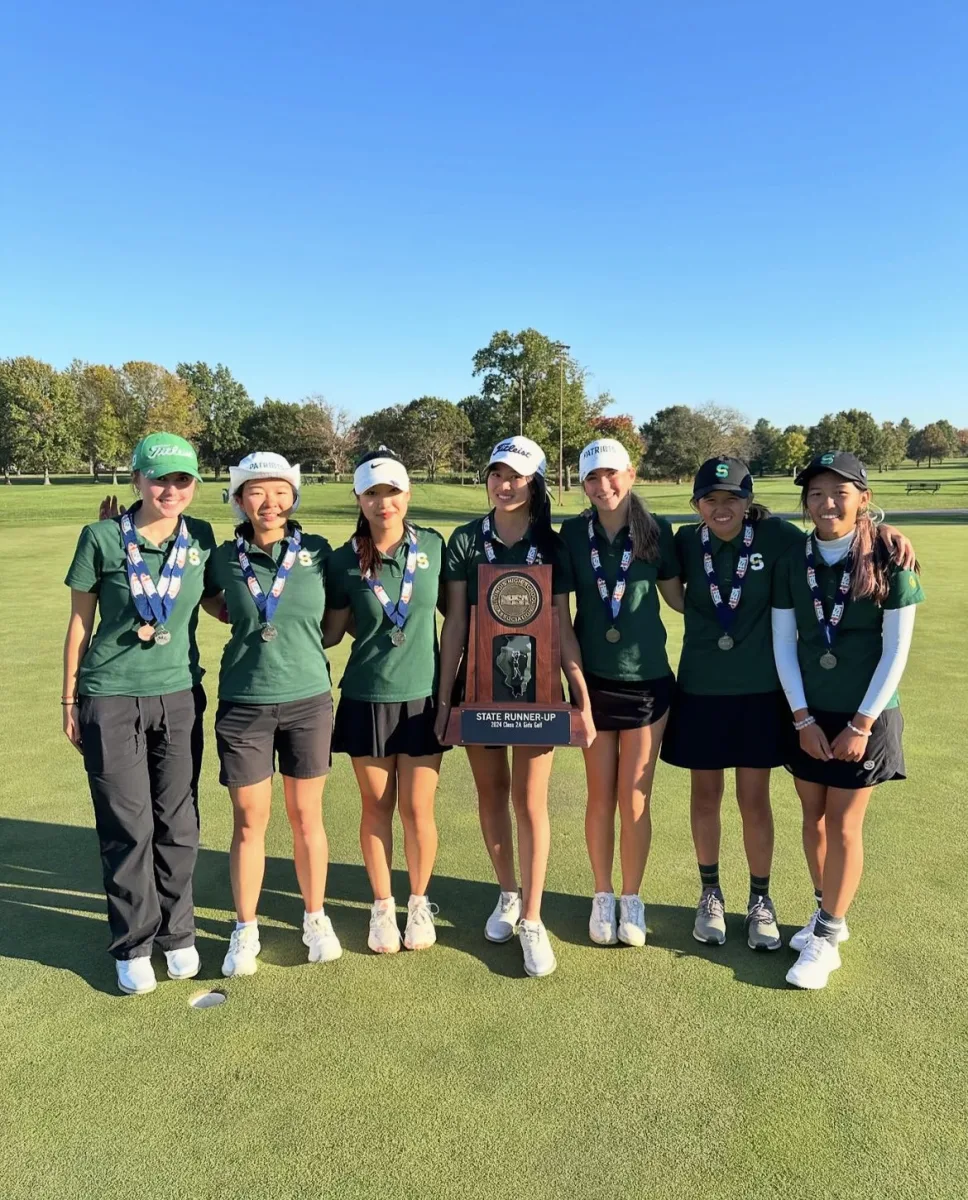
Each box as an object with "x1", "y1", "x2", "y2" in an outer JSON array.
[
  {"x1": 416, "y1": 553, "x2": 430, "y2": 569},
  {"x1": 749, "y1": 553, "x2": 765, "y2": 571}
]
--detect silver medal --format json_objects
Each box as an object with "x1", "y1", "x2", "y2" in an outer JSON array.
[
  {"x1": 718, "y1": 634, "x2": 734, "y2": 651},
  {"x1": 820, "y1": 651, "x2": 837, "y2": 669},
  {"x1": 153, "y1": 625, "x2": 172, "y2": 646},
  {"x1": 605, "y1": 627, "x2": 621, "y2": 644},
  {"x1": 261, "y1": 622, "x2": 278, "y2": 642},
  {"x1": 390, "y1": 627, "x2": 406, "y2": 646}
]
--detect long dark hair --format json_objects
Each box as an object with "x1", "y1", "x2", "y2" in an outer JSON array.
[
  {"x1": 354, "y1": 447, "x2": 413, "y2": 579},
  {"x1": 485, "y1": 464, "x2": 556, "y2": 562},
  {"x1": 800, "y1": 483, "x2": 916, "y2": 604}
]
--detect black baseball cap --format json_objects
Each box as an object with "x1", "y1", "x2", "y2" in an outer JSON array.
[
  {"x1": 794, "y1": 451, "x2": 868, "y2": 489},
  {"x1": 692, "y1": 456, "x2": 753, "y2": 500}
]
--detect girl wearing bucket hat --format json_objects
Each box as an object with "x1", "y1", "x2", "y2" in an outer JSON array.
[
  {"x1": 772, "y1": 452, "x2": 923, "y2": 989},
  {"x1": 210, "y1": 451, "x2": 342, "y2": 977},
  {"x1": 558, "y1": 438, "x2": 684, "y2": 948},
  {"x1": 662, "y1": 455, "x2": 916, "y2": 956},
  {"x1": 435, "y1": 436, "x2": 595, "y2": 978},
  {"x1": 63, "y1": 433, "x2": 219, "y2": 995},
  {"x1": 324, "y1": 448, "x2": 447, "y2": 954}
]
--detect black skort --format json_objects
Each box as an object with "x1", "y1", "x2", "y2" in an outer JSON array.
[
  {"x1": 660, "y1": 687, "x2": 789, "y2": 770},
  {"x1": 332, "y1": 694, "x2": 448, "y2": 759},
  {"x1": 784, "y1": 706, "x2": 906, "y2": 789},
  {"x1": 576, "y1": 672, "x2": 673, "y2": 732},
  {"x1": 214, "y1": 692, "x2": 333, "y2": 787}
]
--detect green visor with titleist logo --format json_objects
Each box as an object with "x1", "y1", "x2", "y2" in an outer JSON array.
[{"x1": 131, "y1": 433, "x2": 203, "y2": 482}]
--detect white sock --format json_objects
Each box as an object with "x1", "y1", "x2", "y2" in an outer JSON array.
[
  {"x1": 409, "y1": 894, "x2": 427, "y2": 904},
  {"x1": 374, "y1": 896, "x2": 395, "y2": 909},
  {"x1": 304, "y1": 908, "x2": 324, "y2": 920},
  {"x1": 235, "y1": 919, "x2": 257, "y2": 931}
]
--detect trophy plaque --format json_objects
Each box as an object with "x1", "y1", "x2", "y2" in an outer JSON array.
[{"x1": 444, "y1": 564, "x2": 582, "y2": 746}]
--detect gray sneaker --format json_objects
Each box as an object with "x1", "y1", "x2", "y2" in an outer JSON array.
[
  {"x1": 693, "y1": 888, "x2": 726, "y2": 945},
  {"x1": 745, "y1": 895, "x2": 781, "y2": 951}
]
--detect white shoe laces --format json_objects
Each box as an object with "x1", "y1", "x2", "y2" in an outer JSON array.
[
  {"x1": 408, "y1": 900, "x2": 439, "y2": 927},
  {"x1": 498, "y1": 892, "x2": 518, "y2": 915},
  {"x1": 229, "y1": 926, "x2": 257, "y2": 954},
  {"x1": 800, "y1": 934, "x2": 830, "y2": 963},
  {"x1": 699, "y1": 890, "x2": 725, "y2": 919},
  {"x1": 622, "y1": 896, "x2": 644, "y2": 925},
  {"x1": 593, "y1": 895, "x2": 615, "y2": 924}
]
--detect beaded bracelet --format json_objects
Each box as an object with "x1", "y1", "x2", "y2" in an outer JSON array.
[
  {"x1": 847, "y1": 722, "x2": 872, "y2": 737},
  {"x1": 793, "y1": 715, "x2": 816, "y2": 731}
]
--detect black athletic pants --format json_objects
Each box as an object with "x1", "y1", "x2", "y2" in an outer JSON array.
[{"x1": 78, "y1": 687, "x2": 204, "y2": 960}]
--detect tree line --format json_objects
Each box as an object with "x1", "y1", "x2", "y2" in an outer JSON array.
[{"x1": 1, "y1": 334, "x2": 965, "y2": 485}]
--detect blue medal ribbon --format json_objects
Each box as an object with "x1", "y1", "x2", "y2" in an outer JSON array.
[
  {"x1": 587, "y1": 515, "x2": 633, "y2": 624},
  {"x1": 700, "y1": 519, "x2": 755, "y2": 636},
  {"x1": 120, "y1": 511, "x2": 190, "y2": 627},
  {"x1": 235, "y1": 526, "x2": 302, "y2": 624},
  {"x1": 804, "y1": 534, "x2": 852, "y2": 653},
  {"x1": 352, "y1": 529, "x2": 419, "y2": 631},
  {"x1": 482, "y1": 514, "x2": 540, "y2": 565}
]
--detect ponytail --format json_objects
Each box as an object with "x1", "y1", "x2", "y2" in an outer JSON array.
[
  {"x1": 627, "y1": 492, "x2": 661, "y2": 562},
  {"x1": 747, "y1": 501, "x2": 772, "y2": 521},
  {"x1": 353, "y1": 511, "x2": 415, "y2": 579},
  {"x1": 528, "y1": 473, "x2": 556, "y2": 562}
]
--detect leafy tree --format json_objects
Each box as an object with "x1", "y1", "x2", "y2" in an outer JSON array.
[
  {"x1": 591, "y1": 415, "x2": 645, "y2": 466},
  {"x1": 294, "y1": 395, "x2": 336, "y2": 472},
  {"x1": 240, "y1": 400, "x2": 305, "y2": 462},
  {"x1": 957, "y1": 428, "x2": 968, "y2": 456},
  {"x1": 117, "y1": 362, "x2": 200, "y2": 450},
  {"x1": 876, "y1": 422, "x2": 908, "y2": 470},
  {"x1": 748, "y1": 418, "x2": 781, "y2": 476},
  {"x1": 354, "y1": 405, "x2": 408, "y2": 457},
  {"x1": 840, "y1": 409, "x2": 883, "y2": 464},
  {"x1": 935, "y1": 419, "x2": 960, "y2": 455},
  {"x1": 0, "y1": 357, "x2": 81, "y2": 483},
  {"x1": 396, "y1": 396, "x2": 473, "y2": 482},
  {"x1": 177, "y1": 361, "x2": 254, "y2": 478},
  {"x1": 696, "y1": 403, "x2": 751, "y2": 461},
  {"x1": 913, "y1": 422, "x2": 953, "y2": 467},
  {"x1": 774, "y1": 429, "x2": 809, "y2": 477},
  {"x1": 329, "y1": 408, "x2": 358, "y2": 481},
  {"x1": 807, "y1": 412, "x2": 858, "y2": 458},
  {"x1": 639, "y1": 405, "x2": 721, "y2": 482},
  {"x1": 68, "y1": 361, "x2": 126, "y2": 481}
]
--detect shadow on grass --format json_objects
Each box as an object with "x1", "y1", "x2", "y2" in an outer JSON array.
[{"x1": 0, "y1": 817, "x2": 793, "y2": 993}]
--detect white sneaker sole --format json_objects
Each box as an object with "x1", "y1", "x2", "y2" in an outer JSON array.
[
  {"x1": 404, "y1": 933, "x2": 436, "y2": 951},
  {"x1": 589, "y1": 927, "x2": 618, "y2": 946},
  {"x1": 117, "y1": 979, "x2": 157, "y2": 995},
  {"x1": 747, "y1": 932, "x2": 782, "y2": 952},
  {"x1": 617, "y1": 926, "x2": 646, "y2": 948},
  {"x1": 523, "y1": 956, "x2": 557, "y2": 978},
  {"x1": 484, "y1": 926, "x2": 515, "y2": 944},
  {"x1": 786, "y1": 960, "x2": 841, "y2": 990},
  {"x1": 368, "y1": 938, "x2": 401, "y2": 954},
  {"x1": 693, "y1": 928, "x2": 726, "y2": 946},
  {"x1": 166, "y1": 965, "x2": 201, "y2": 980}
]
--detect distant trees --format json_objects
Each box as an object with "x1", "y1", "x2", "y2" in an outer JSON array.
[{"x1": 177, "y1": 362, "x2": 254, "y2": 478}]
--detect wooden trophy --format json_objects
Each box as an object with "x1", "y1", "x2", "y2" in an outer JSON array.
[{"x1": 444, "y1": 564, "x2": 583, "y2": 746}]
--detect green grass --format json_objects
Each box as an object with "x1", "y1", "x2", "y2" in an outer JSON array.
[{"x1": 1, "y1": 487, "x2": 966, "y2": 1199}]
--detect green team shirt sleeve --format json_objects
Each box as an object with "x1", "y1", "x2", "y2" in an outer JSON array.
[
  {"x1": 550, "y1": 532, "x2": 573, "y2": 594},
  {"x1": 444, "y1": 523, "x2": 474, "y2": 583},
  {"x1": 657, "y1": 518, "x2": 678, "y2": 580},
  {"x1": 324, "y1": 550, "x2": 352, "y2": 609},
  {"x1": 771, "y1": 547, "x2": 795, "y2": 607},
  {"x1": 65, "y1": 526, "x2": 101, "y2": 593},
  {"x1": 885, "y1": 567, "x2": 925, "y2": 609}
]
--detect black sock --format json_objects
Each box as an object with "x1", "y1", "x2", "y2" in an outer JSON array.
[
  {"x1": 749, "y1": 874, "x2": 770, "y2": 899},
  {"x1": 814, "y1": 908, "x2": 845, "y2": 943},
  {"x1": 814, "y1": 888, "x2": 823, "y2": 909},
  {"x1": 699, "y1": 862, "x2": 720, "y2": 892}
]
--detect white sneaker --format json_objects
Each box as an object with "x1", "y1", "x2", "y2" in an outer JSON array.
[
  {"x1": 519, "y1": 919, "x2": 557, "y2": 977},
  {"x1": 617, "y1": 895, "x2": 647, "y2": 947},
  {"x1": 164, "y1": 945, "x2": 201, "y2": 980},
  {"x1": 790, "y1": 911, "x2": 850, "y2": 951},
  {"x1": 368, "y1": 899, "x2": 402, "y2": 954},
  {"x1": 302, "y1": 913, "x2": 342, "y2": 963},
  {"x1": 786, "y1": 934, "x2": 842, "y2": 990},
  {"x1": 589, "y1": 892, "x2": 618, "y2": 945},
  {"x1": 403, "y1": 895, "x2": 438, "y2": 951},
  {"x1": 485, "y1": 890, "x2": 522, "y2": 943},
  {"x1": 116, "y1": 956, "x2": 157, "y2": 995},
  {"x1": 222, "y1": 924, "x2": 261, "y2": 977}
]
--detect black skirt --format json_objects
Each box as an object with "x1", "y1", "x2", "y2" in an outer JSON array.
[
  {"x1": 783, "y1": 706, "x2": 905, "y2": 788},
  {"x1": 332, "y1": 694, "x2": 448, "y2": 760},
  {"x1": 660, "y1": 688, "x2": 789, "y2": 770},
  {"x1": 581, "y1": 672, "x2": 673, "y2": 732}
]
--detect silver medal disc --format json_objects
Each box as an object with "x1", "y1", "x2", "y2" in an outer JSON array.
[
  {"x1": 390, "y1": 627, "x2": 406, "y2": 646},
  {"x1": 261, "y1": 622, "x2": 278, "y2": 642},
  {"x1": 153, "y1": 625, "x2": 172, "y2": 646},
  {"x1": 605, "y1": 627, "x2": 621, "y2": 644},
  {"x1": 718, "y1": 634, "x2": 734, "y2": 651},
  {"x1": 820, "y1": 651, "x2": 837, "y2": 669}
]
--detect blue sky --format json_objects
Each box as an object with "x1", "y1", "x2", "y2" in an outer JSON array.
[{"x1": 1, "y1": 1, "x2": 965, "y2": 428}]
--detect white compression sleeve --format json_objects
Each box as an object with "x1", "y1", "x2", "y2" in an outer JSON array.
[
  {"x1": 857, "y1": 606, "x2": 917, "y2": 719},
  {"x1": 771, "y1": 608, "x2": 807, "y2": 713}
]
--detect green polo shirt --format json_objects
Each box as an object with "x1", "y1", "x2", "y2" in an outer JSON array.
[
  {"x1": 211, "y1": 527, "x2": 332, "y2": 704},
  {"x1": 558, "y1": 512, "x2": 679, "y2": 682},
  {"x1": 773, "y1": 544, "x2": 924, "y2": 713},
  {"x1": 325, "y1": 525, "x2": 444, "y2": 703},
  {"x1": 65, "y1": 506, "x2": 219, "y2": 698},
  {"x1": 676, "y1": 517, "x2": 806, "y2": 696},
  {"x1": 444, "y1": 513, "x2": 572, "y2": 609}
]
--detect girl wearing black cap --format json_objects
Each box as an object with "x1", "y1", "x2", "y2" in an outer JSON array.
[
  {"x1": 434, "y1": 436, "x2": 595, "y2": 978},
  {"x1": 772, "y1": 452, "x2": 923, "y2": 989},
  {"x1": 662, "y1": 455, "x2": 915, "y2": 955},
  {"x1": 559, "y1": 438, "x2": 683, "y2": 948},
  {"x1": 324, "y1": 449, "x2": 447, "y2": 956}
]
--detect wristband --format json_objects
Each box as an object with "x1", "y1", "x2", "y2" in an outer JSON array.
[
  {"x1": 847, "y1": 722, "x2": 872, "y2": 737},
  {"x1": 793, "y1": 715, "x2": 816, "y2": 731},
  {"x1": 61, "y1": 699, "x2": 77, "y2": 706}
]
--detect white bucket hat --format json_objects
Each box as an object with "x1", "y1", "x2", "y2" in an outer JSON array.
[
  {"x1": 354, "y1": 452, "x2": 411, "y2": 495},
  {"x1": 228, "y1": 452, "x2": 301, "y2": 521},
  {"x1": 487, "y1": 436, "x2": 546, "y2": 478},
  {"x1": 579, "y1": 438, "x2": 632, "y2": 482}
]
